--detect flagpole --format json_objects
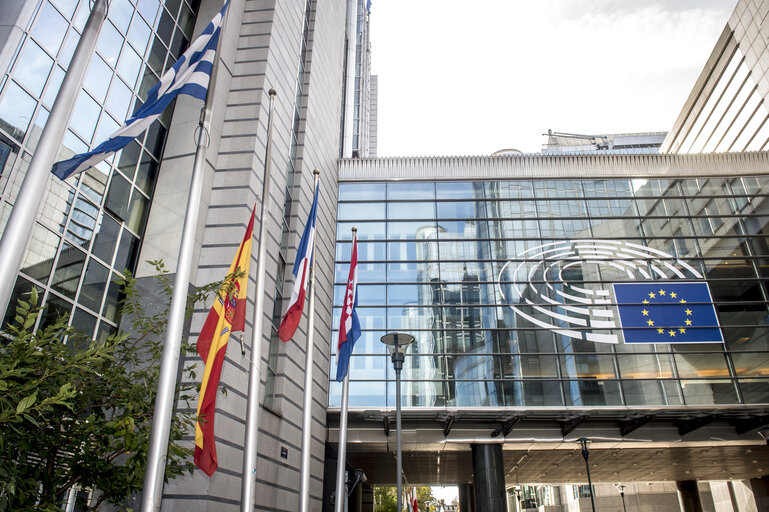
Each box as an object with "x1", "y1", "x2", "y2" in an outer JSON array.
[
  {"x1": 299, "y1": 169, "x2": 321, "y2": 512},
  {"x1": 0, "y1": 0, "x2": 107, "y2": 320},
  {"x1": 140, "y1": 5, "x2": 229, "y2": 511},
  {"x1": 334, "y1": 227, "x2": 356, "y2": 512},
  {"x1": 240, "y1": 87, "x2": 277, "y2": 511}
]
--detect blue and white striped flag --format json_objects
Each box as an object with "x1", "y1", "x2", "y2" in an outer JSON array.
[{"x1": 52, "y1": 1, "x2": 229, "y2": 180}]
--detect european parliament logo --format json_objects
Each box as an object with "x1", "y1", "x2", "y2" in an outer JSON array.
[
  {"x1": 496, "y1": 239, "x2": 724, "y2": 345},
  {"x1": 613, "y1": 282, "x2": 723, "y2": 344}
]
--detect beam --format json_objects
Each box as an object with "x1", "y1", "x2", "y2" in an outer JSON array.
[
  {"x1": 491, "y1": 416, "x2": 521, "y2": 438},
  {"x1": 561, "y1": 416, "x2": 587, "y2": 436},
  {"x1": 444, "y1": 416, "x2": 455, "y2": 437},
  {"x1": 618, "y1": 415, "x2": 654, "y2": 436},
  {"x1": 677, "y1": 414, "x2": 720, "y2": 436},
  {"x1": 733, "y1": 415, "x2": 769, "y2": 435}
]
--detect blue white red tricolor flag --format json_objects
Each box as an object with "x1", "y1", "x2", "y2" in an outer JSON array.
[
  {"x1": 51, "y1": 1, "x2": 229, "y2": 180},
  {"x1": 613, "y1": 281, "x2": 723, "y2": 344},
  {"x1": 277, "y1": 181, "x2": 319, "y2": 341},
  {"x1": 335, "y1": 232, "x2": 360, "y2": 382}
]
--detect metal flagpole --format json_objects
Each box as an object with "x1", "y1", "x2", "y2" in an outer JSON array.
[
  {"x1": 140, "y1": 6, "x2": 229, "y2": 511},
  {"x1": 334, "y1": 227, "x2": 356, "y2": 512},
  {"x1": 240, "y1": 87, "x2": 277, "y2": 512},
  {"x1": 0, "y1": 0, "x2": 107, "y2": 320},
  {"x1": 299, "y1": 169, "x2": 321, "y2": 512},
  {"x1": 334, "y1": 374, "x2": 350, "y2": 512}
]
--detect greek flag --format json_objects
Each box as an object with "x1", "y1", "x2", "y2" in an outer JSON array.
[{"x1": 52, "y1": 1, "x2": 229, "y2": 180}]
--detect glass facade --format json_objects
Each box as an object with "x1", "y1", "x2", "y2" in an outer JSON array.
[
  {"x1": 0, "y1": 0, "x2": 199, "y2": 337},
  {"x1": 331, "y1": 176, "x2": 769, "y2": 408}
]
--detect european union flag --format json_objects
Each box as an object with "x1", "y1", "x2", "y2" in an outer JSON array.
[{"x1": 613, "y1": 282, "x2": 723, "y2": 344}]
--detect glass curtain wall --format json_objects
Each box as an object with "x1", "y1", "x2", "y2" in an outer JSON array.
[
  {"x1": 0, "y1": 0, "x2": 200, "y2": 338},
  {"x1": 331, "y1": 177, "x2": 769, "y2": 408}
]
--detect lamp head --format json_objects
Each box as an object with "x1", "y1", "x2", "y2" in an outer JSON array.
[{"x1": 380, "y1": 332, "x2": 415, "y2": 355}]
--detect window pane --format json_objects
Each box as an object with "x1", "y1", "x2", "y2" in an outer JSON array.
[
  {"x1": 105, "y1": 76, "x2": 134, "y2": 120},
  {"x1": 15, "y1": 41, "x2": 54, "y2": 97},
  {"x1": 108, "y1": 0, "x2": 135, "y2": 33},
  {"x1": 97, "y1": 21, "x2": 124, "y2": 66},
  {"x1": 51, "y1": 244, "x2": 86, "y2": 299},
  {"x1": 116, "y1": 45, "x2": 142, "y2": 87},
  {"x1": 115, "y1": 229, "x2": 139, "y2": 272},
  {"x1": 20, "y1": 223, "x2": 60, "y2": 283},
  {"x1": 127, "y1": 14, "x2": 152, "y2": 55},
  {"x1": 31, "y1": 2, "x2": 68, "y2": 55},
  {"x1": 106, "y1": 173, "x2": 131, "y2": 220},
  {"x1": 92, "y1": 213, "x2": 120, "y2": 264},
  {"x1": 388, "y1": 182, "x2": 435, "y2": 200},
  {"x1": 79, "y1": 259, "x2": 109, "y2": 312},
  {"x1": 339, "y1": 183, "x2": 385, "y2": 201},
  {"x1": 83, "y1": 54, "x2": 113, "y2": 103},
  {"x1": 42, "y1": 65, "x2": 65, "y2": 107},
  {"x1": 0, "y1": 81, "x2": 36, "y2": 140},
  {"x1": 70, "y1": 90, "x2": 101, "y2": 142}
]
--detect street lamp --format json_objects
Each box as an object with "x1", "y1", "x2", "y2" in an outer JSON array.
[
  {"x1": 615, "y1": 484, "x2": 627, "y2": 512},
  {"x1": 381, "y1": 332, "x2": 415, "y2": 512},
  {"x1": 577, "y1": 438, "x2": 596, "y2": 512}
]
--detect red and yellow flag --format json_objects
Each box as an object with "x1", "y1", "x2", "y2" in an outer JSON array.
[{"x1": 194, "y1": 207, "x2": 255, "y2": 476}]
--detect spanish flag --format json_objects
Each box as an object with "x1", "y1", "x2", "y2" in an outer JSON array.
[{"x1": 194, "y1": 207, "x2": 255, "y2": 476}]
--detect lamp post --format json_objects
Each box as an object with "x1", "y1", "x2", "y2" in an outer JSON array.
[
  {"x1": 381, "y1": 332, "x2": 415, "y2": 512},
  {"x1": 577, "y1": 438, "x2": 596, "y2": 512},
  {"x1": 615, "y1": 484, "x2": 627, "y2": 512}
]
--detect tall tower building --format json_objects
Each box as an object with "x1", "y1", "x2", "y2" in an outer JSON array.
[{"x1": 341, "y1": 0, "x2": 373, "y2": 158}]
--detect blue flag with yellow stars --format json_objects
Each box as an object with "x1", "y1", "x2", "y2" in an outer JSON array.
[{"x1": 613, "y1": 282, "x2": 723, "y2": 344}]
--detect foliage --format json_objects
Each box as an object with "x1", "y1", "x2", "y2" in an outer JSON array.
[
  {"x1": 374, "y1": 486, "x2": 436, "y2": 512},
  {"x1": 374, "y1": 486, "x2": 397, "y2": 512},
  {"x1": 0, "y1": 261, "x2": 227, "y2": 511}
]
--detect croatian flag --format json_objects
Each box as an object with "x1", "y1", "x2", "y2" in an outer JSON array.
[
  {"x1": 335, "y1": 233, "x2": 360, "y2": 382},
  {"x1": 277, "y1": 181, "x2": 319, "y2": 341},
  {"x1": 51, "y1": 2, "x2": 229, "y2": 180}
]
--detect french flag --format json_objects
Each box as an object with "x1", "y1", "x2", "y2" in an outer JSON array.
[
  {"x1": 277, "y1": 181, "x2": 319, "y2": 341},
  {"x1": 335, "y1": 232, "x2": 360, "y2": 382}
]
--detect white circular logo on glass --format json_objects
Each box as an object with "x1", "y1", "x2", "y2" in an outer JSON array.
[{"x1": 496, "y1": 239, "x2": 703, "y2": 344}]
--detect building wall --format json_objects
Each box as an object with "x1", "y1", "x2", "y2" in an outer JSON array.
[
  {"x1": 662, "y1": 0, "x2": 769, "y2": 154},
  {"x1": 144, "y1": 0, "x2": 346, "y2": 509}
]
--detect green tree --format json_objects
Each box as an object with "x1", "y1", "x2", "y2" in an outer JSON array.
[
  {"x1": 415, "y1": 486, "x2": 436, "y2": 512},
  {"x1": 0, "y1": 262, "x2": 226, "y2": 511},
  {"x1": 374, "y1": 486, "x2": 397, "y2": 512}
]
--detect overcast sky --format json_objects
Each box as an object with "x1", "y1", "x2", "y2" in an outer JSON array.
[{"x1": 369, "y1": 0, "x2": 739, "y2": 156}]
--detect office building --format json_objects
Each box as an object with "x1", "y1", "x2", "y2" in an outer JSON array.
[{"x1": 0, "y1": 0, "x2": 372, "y2": 509}]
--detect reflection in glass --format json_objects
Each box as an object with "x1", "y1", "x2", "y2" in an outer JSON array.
[
  {"x1": 0, "y1": 81, "x2": 37, "y2": 140},
  {"x1": 32, "y1": 2, "x2": 68, "y2": 56},
  {"x1": 51, "y1": 244, "x2": 86, "y2": 298},
  {"x1": 16, "y1": 41, "x2": 54, "y2": 97},
  {"x1": 79, "y1": 259, "x2": 109, "y2": 312},
  {"x1": 20, "y1": 223, "x2": 60, "y2": 283}
]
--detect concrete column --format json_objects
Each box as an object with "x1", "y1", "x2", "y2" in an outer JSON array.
[
  {"x1": 458, "y1": 483, "x2": 474, "y2": 512},
  {"x1": 750, "y1": 476, "x2": 769, "y2": 511},
  {"x1": 471, "y1": 444, "x2": 506, "y2": 512},
  {"x1": 677, "y1": 480, "x2": 704, "y2": 512}
]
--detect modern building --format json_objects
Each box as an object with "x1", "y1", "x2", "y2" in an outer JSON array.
[
  {"x1": 4, "y1": 0, "x2": 769, "y2": 511},
  {"x1": 0, "y1": 0, "x2": 366, "y2": 509},
  {"x1": 331, "y1": 154, "x2": 769, "y2": 511}
]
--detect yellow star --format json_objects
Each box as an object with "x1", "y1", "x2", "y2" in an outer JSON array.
[
  {"x1": 679, "y1": 328, "x2": 686, "y2": 333},
  {"x1": 642, "y1": 309, "x2": 649, "y2": 316},
  {"x1": 670, "y1": 292, "x2": 677, "y2": 299},
  {"x1": 680, "y1": 299, "x2": 686, "y2": 304},
  {"x1": 685, "y1": 319, "x2": 692, "y2": 326},
  {"x1": 685, "y1": 308, "x2": 693, "y2": 315},
  {"x1": 658, "y1": 289, "x2": 666, "y2": 295},
  {"x1": 647, "y1": 319, "x2": 654, "y2": 326},
  {"x1": 657, "y1": 328, "x2": 664, "y2": 334},
  {"x1": 648, "y1": 292, "x2": 656, "y2": 298},
  {"x1": 642, "y1": 299, "x2": 649, "y2": 304},
  {"x1": 668, "y1": 330, "x2": 676, "y2": 337}
]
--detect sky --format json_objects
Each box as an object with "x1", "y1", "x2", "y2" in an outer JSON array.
[{"x1": 369, "y1": 0, "x2": 739, "y2": 156}]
